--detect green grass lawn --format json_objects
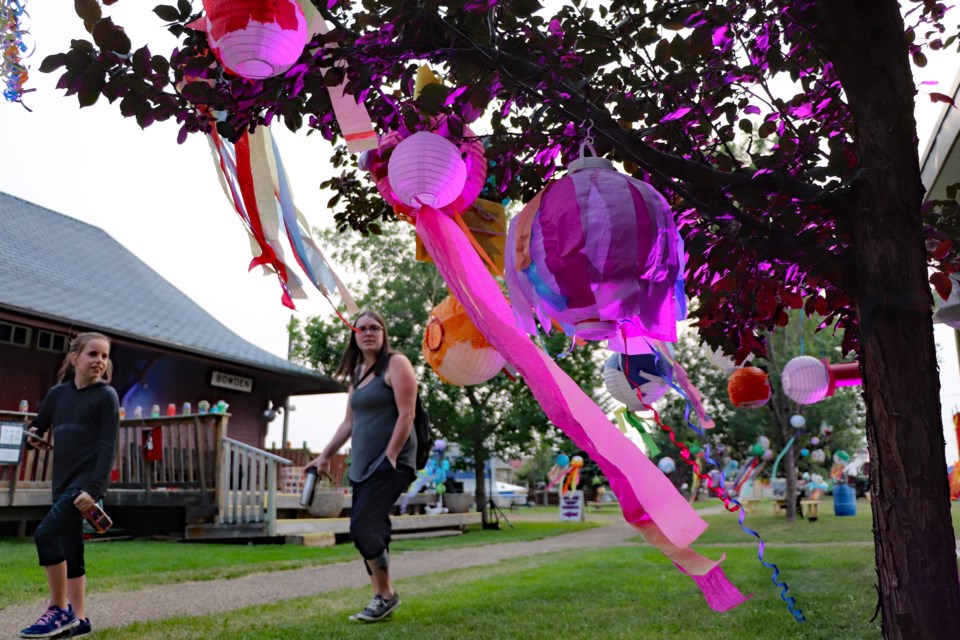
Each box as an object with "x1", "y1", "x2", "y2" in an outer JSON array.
[
  {"x1": 0, "y1": 520, "x2": 596, "y2": 608},
  {"x1": 90, "y1": 545, "x2": 882, "y2": 640},
  {"x1": 7, "y1": 500, "x2": 959, "y2": 638}
]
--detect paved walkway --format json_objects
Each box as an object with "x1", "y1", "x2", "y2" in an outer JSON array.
[{"x1": 0, "y1": 519, "x2": 636, "y2": 636}]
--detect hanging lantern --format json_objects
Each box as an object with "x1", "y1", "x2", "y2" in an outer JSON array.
[
  {"x1": 422, "y1": 295, "x2": 506, "y2": 386},
  {"x1": 782, "y1": 356, "x2": 862, "y2": 405},
  {"x1": 388, "y1": 132, "x2": 467, "y2": 209},
  {"x1": 505, "y1": 153, "x2": 681, "y2": 342},
  {"x1": 363, "y1": 117, "x2": 486, "y2": 219},
  {"x1": 727, "y1": 366, "x2": 771, "y2": 408},
  {"x1": 934, "y1": 273, "x2": 960, "y2": 329},
  {"x1": 602, "y1": 351, "x2": 673, "y2": 410},
  {"x1": 199, "y1": 0, "x2": 308, "y2": 80}
]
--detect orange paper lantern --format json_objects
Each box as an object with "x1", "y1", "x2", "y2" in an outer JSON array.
[
  {"x1": 727, "y1": 366, "x2": 772, "y2": 408},
  {"x1": 422, "y1": 296, "x2": 506, "y2": 386}
]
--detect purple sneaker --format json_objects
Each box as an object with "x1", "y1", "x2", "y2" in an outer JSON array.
[{"x1": 19, "y1": 605, "x2": 79, "y2": 638}]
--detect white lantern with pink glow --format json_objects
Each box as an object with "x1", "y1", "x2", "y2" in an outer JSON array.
[
  {"x1": 199, "y1": 0, "x2": 309, "y2": 80},
  {"x1": 782, "y1": 356, "x2": 862, "y2": 405},
  {"x1": 388, "y1": 132, "x2": 468, "y2": 209}
]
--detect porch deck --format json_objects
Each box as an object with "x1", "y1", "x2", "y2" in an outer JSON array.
[{"x1": 0, "y1": 411, "x2": 475, "y2": 540}]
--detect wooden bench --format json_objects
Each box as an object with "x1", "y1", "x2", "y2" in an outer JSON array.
[
  {"x1": 743, "y1": 498, "x2": 762, "y2": 514},
  {"x1": 800, "y1": 499, "x2": 822, "y2": 521},
  {"x1": 772, "y1": 499, "x2": 788, "y2": 516}
]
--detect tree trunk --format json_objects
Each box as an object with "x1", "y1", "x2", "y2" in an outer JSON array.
[{"x1": 815, "y1": 2, "x2": 960, "y2": 636}]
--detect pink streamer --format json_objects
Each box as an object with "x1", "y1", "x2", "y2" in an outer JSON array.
[{"x1": 416, "y1": 207, "x2": 748, "y2": 608}]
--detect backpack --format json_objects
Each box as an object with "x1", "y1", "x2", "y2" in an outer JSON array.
[
  {"x1": 355, "y1": 355, "x2": 434, "y2": 470},
  {"x1": 413, "y1": 393, "x2": 434, "y2": 471}
]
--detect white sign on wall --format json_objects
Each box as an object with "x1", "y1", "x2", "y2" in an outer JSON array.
[
  {"x1": 0, "y1": 421, "x2": 24, "y2": 465},
  {"x1": 210, "y1": 371, "x2": 253, "y2": 394}
]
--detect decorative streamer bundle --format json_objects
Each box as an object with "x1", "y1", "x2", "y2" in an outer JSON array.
[
  {"x1": 560, "y1": 455, "x2": 584, "y2": 496},
  {"x1": 400, "y1": 440, "x2": 448, "y2": 511},
  {"x1": 627, "y1": 343, "x2": 805, "y2": 621},
  {"x1": 1, "y1": 0, "x2": 30, "y2": 107},
  {"x1": 545, "y1": 453, "x2": 571, "y2": 491},
  {"x1": 207, "y1": 125, "x2": 357, "y2": 314}
]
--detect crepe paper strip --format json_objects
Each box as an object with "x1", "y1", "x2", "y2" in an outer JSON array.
[
  {"x1": 413, "y1": 206, "x2": 747, "y2": 609},
  {"x1": 770, "y1": 436, "x2": 797, "y2": 484},
  {"x1": 676, "y1": 563, "x2": 753, "y2": 612},
  {"x1": 207, "y1": 127, "x2": 356, "y2": 312},
  {"x1": 295, "y1": 0, "x2": 377, "y2": 152},
  {"x1": 545, "y1": 463, "x2": 570, "y2": 492},
  {"x1": 1, "y1": 0, "x2": 31, "y2": 108},
  {"x1": 619, "y1": 408, "x2": 661, "y2": 457},
  {"x1": 561, "y1": 465, "x2": 580, "y2": 496}
]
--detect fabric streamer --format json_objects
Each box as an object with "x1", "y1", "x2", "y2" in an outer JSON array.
[
  {"x1": 207, "y1": 126, "x2": 357, "y2": 313},
  {"x1": 545, "y1": 462, "x2": 570, "y2": 492},
  {"x1": 1, "y1": 0, "x2": 31, "y2": 108},
  {"x1": 414, "y1": 206, "x2": 748, "y2": 611}
]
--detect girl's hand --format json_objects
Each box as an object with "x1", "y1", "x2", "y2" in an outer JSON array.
[{"x1": 74, "y1": 491, "x2": 96, "y2": 513}]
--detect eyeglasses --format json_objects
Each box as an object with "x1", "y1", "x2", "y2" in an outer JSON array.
[{"x1": 356, "y1": 325, "x2": 383, "y2": 334}]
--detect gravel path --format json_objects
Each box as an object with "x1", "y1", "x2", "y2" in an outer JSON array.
[{"x1": 0, "y1": 519, "x2": 636, "y2": 636}]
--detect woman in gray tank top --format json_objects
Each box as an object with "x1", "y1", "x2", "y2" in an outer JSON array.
[{"x1": 306, "y1": 310, "x2": 417, "y2": 623}]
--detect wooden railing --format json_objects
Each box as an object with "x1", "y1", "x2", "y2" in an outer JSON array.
[
  {"x1": 0, "y1": 411, "x2": 229, "y2": 503},
  {"x1": 218, "y1": 437, "x2": 291, "y2": 536}
]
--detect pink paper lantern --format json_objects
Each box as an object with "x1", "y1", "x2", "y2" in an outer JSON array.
[
  {"x1": 505, "y1": 156, "x2": 681, "y2": 342},
  {"x1": 363, "y1": 117, "x2": 486, "y2": 218},
  {"x1": 782, "y1": 356, "x2": 862, "y2": 405},
  {"x1": 201, "y1": 0, "x2": 308, "y2": 80},
  {"x1": 388, "y1": 132, "x2": 467, "y2": 209}
]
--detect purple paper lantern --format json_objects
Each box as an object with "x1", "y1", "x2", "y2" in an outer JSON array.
[
  {"x1": 505, "y1": 156, "x2": 681, "y2": 342},
  {"x1": 201, "y1": 0, "x2": 308, "y2": 80}
]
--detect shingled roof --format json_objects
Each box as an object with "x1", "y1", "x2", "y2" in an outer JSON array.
[{"x1": 0, "y1": 192, "x2": 339, "y2": 390}]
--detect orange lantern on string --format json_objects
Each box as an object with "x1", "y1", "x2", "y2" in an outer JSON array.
[
  {"x1": 727, "y1": 366, "x2": 772, "y2": 408},
  {"x1": 422, "y1": 296, "x2": 506, "y2": 386}
]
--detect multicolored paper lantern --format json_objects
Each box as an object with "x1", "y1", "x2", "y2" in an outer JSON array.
[
  {"x1": 362, "y1": 117, "x2": 487, "y2": 219},
  {"x1": 602, "y1": 351, "x2": 673, "y2": 410},
  {"x1": 199, "y1": 0, "x2": 308, "y2": 80},
  {"x1": 727, "y1": 366, "x2": 772, "y2": 408},
  {"x1": 781, "y1": 356, "x2": 862, "y2": 405},
  {"x1": 505, "y1": 154, "x2": 681, "y2": 342},
  {"x1": 703, "y1": 343, "x2": 739, "y2": 374},
  {"x1": 422, "y1": 295, "x2": 506, "y2": 386}
]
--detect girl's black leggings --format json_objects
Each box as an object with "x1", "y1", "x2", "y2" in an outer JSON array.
[{"x1": 34, "y1": 489, "x2": 85, "y2": 579}]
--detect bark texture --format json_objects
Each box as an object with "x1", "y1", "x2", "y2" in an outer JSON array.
[{"x1": 814, "y1": 1, "x2": 960, "y2": 637}]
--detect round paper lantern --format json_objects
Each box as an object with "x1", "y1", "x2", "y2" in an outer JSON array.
[
  {"x1": 781, "y1": 355, "x2": 831, "y2": 404},
  {"x1": 388, "y1": 132, "x2": 467, "y2": 209},
  {"x1": 810, "y1": 436, "x2": 821, "y2": 446},
  {"x1": 201, "y1": 0, "x2": 308, "y2": 80},
  {"x1": 810, "y1": 449, "x2": 826, "y2": 464},
  {"x1": 422, "y1": 295, "x2": 506, "y2": 386},
  {"x1": 601, "y1": 352, "x2": 673, "y2": 410},
  {"x1": 727, "y1": 366, "x2": 771, "y2": 408},
  {"x1": 762, "y1": 448, "x2": 775, "y2": 461},
  {"x1": 789, "y1": 414, "x2": 806, "y2": 429},
  {"x1": 556, "y1": 453, "x2": 570, "y2": 467},
  {"x1": 570, "y1": 455, "x2": 584, "y2": 468},
  {"x1": 505, "y1": 155, "x2": 681, "y2": 342},
  {"x1": 363, "y1": 117, "x2": 486, "y2": 219},
  {"x1": 658, "y1": 457, "x2": 676, "y2": 474},
  {"x1": 800, "y1": 448, "x2": 810, "y2": 457}
]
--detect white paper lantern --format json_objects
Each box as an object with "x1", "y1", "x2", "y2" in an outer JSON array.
[
  {"x1": 602, "y1": 353, "x2": 671, "y2": 410},
  {"x1": 781, "y1": 355, "x2": 830, "y2": 404},
  {"x1": 789, "y1": 414, "x2": 806, "y2": 428},
  {"x1": 388, "y1": 131, "x2": 467, "y2": 209},
  {"x1": 429, "y1": 340, "x2": 505, "y2": 386}
]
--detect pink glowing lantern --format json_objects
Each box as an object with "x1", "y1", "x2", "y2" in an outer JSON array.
[
  {"x1": 388, "y1": 132, "x2": 467, "y2": 209},
  {"x1": 362, "y1": 118, "x2": 486, "y2": 219},
  {"x1": 199, "y1": 0, "x2": 308, "y2": 80},
  {"x1": 505, "y1": 155, "x2": 681, "y2": 342},
  {"x1": 781, "y1": 356, "x2": 862, "y2": 405}
]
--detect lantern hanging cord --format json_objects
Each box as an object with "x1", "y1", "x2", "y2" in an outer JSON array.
[{"x1": 578, "y1": 119, "x2": 598, "y2": 160}]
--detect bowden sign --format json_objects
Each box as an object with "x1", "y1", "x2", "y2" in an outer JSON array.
[{"x1": 211, "y1": 371, "x2": 253, "y2": 393}]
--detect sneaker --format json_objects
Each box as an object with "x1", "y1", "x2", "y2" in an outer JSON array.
[
  {"x1": 69, "y1": 618, "x2": 91, "y2": 637},
  {"x1": 349, "y1": 593, "x2": 401, "y2": 622},
  {"x1": 19, "y1": 605, "x2": 79, "y2": 638}
]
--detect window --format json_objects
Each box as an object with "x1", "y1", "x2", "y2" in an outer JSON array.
[
  {"x1": 0, "y1": 321, "x2": 31, "y2": 347},
  {"x1": 37, "y1": 330, "x2": 68, "y2": 353}
]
